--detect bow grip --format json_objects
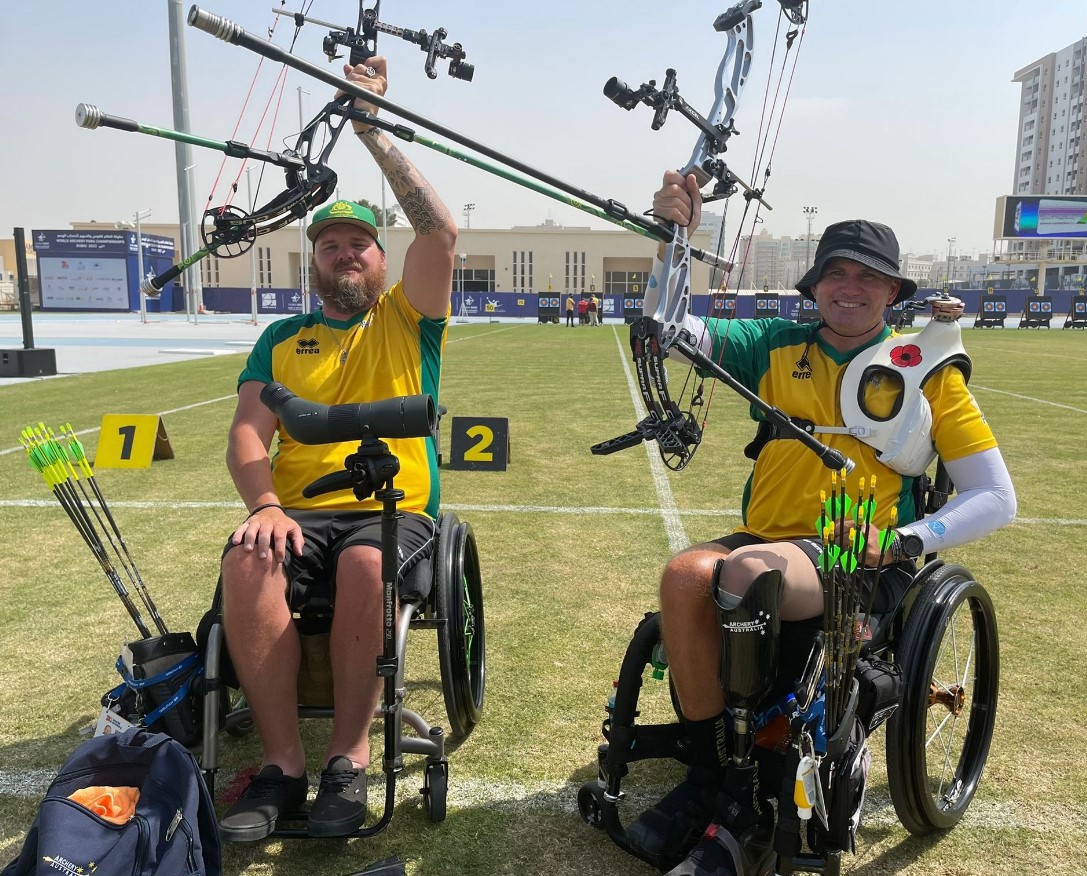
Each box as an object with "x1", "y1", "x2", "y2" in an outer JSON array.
[{"x1": 349, "y1": 43, "x2": 377, "y2": 65}]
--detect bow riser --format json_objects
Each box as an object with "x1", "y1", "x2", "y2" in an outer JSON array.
[{"x1": 649, "y1": 229, "x2": 693, "y2": 352}]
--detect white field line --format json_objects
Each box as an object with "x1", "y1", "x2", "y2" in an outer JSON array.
[
  {"x1": 446, "y1": 326, "x2": 519, "y2": 343},
  {"x1": 979, "y1": 346, "x2": 1084, "y2": 362},
  {"x1": 0, "y1": 395, "x2": 236, "y2": 458},
  {"x1": 971, "y1": 383, "x2": 1087, "y2": 414},
  {"x1": 611, "y1": 327, "x2": 688, "y2": 553},
  {"x1": 0, "y1": 499, "x2": 1081, "y2": 528},
  {"x1": 0, "y1": 768, "x2": 1080, "y2": 836}
]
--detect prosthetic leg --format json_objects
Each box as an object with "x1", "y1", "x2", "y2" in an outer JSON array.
[
  {"x1": 671, "y1": 567, "x2": 784, "y2": 875},
  {"x1": 714, "y1": 566, "x2": 782, "y2": 762}
]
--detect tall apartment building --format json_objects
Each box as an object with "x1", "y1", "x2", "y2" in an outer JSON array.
[{"x1": 1011, "y1": 37, "x2": 1086, "y2": 195}]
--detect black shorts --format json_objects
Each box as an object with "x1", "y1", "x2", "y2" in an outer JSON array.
[
  {"x1": 709, "y1": 531, "x2": 915, "y2": 618},
  {"x1": 223, "y1": 509, "x2": 437, "y2": 604}
]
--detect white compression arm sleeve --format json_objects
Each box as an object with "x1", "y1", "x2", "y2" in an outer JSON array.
[{"x1": 897, "y1": 446, "x2": 1016, "y2": 552}]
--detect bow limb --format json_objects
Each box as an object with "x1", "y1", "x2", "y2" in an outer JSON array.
[
  {"x1": 201, "y1": 94, "x2": 357, "y2": 257},
  {"x1": 682, "y1": 0, "x2": 759, "y2": 187}
]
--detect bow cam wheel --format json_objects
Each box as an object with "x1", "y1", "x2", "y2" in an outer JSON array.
[{"x1": 202, "y1": 205, "x2": 258, "y2": 258}]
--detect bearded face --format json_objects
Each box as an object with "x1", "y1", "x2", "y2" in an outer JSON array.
[{"x1": 311, "y1": 256, "x2": 387, "y2": 314}]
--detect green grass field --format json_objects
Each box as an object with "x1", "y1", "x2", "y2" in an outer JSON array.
[{"x1": 0, "y1": 322, "x2": 1085, "y2": 875}]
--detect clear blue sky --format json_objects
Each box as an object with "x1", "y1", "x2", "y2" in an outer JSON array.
[{"x1": 2, "y1": 1, "x2": 1083, "y2": 258}]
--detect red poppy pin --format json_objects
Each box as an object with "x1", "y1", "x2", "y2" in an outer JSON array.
[{"x1": 890, "y1": 344, "x2": 922, "y2": 368}]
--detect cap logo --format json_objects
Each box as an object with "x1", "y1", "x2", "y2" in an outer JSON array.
[{"x1": 327, "y1": 200, "x2": 358, "y2": 218}]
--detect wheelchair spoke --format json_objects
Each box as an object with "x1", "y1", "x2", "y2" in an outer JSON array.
[
  {"x1": 925, "y1": 600, "x2": 980, "y2": 805},
  {"x1": 462, "y1": 574, "x2": 475, "y2": 655}
]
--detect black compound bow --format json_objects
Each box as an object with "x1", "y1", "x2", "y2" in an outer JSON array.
[{"x1": 77, "y1": 3, "x2": 475, "y2": 297}]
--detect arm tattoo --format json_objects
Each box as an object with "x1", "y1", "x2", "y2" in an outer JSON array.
[
  {"x1": 399, "y1": 190, "x2": 441, "y2": 235},
  {"x1": 360, "y1": 131, "x2": 452, "y2": 235}
]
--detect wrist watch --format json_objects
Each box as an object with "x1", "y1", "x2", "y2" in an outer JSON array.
[{"x1": 892, "y1": 530, "x2": 924, "y2": 563}]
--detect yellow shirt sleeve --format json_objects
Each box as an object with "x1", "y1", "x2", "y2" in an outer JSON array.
[{"x1": 926, "y1": 366, "x2": 998, "y2": 462}]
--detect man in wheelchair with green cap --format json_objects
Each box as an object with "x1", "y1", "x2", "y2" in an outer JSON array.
[{"x1": 216, "y1": 54, "x2": 458, "y2": 842}]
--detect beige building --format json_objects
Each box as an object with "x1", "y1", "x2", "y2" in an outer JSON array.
[{"x1": 42, "y1": 216, "x2": 715, "y2": 307}]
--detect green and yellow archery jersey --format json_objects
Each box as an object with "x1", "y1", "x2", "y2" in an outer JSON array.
[
  {"x1": 239, "y1": 280, "x2": 448, "y2": 517},
  {"x1": 703, "y1": 318, "x2": 996, "y2": 539}
]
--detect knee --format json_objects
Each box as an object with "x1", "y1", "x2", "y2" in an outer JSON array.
[
  {"x1": 220, "y1": 547, "x2": 284, "y2": 606},
  {"x1": 332, "y1": 546, "x2": 384, "y2": 618},
  {"x1": 336, "y1": 546, "x2": 382, "y2": 592},
  {"x1": 659, "y1": 550, "x2": 720, "y2": 611}
]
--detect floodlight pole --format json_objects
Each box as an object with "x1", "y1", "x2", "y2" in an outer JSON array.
[
  {"x1": 125, "y1": 209, "x2": 154, "y2": 324},
  {"x1": 245, "y1": 167, "x2": 259, "y2": 325},
  {"x1": 298, "y1": 85, "x2": 311, "y2": 315},
  {"x1": 803, "y1": 206, "x2": 818, "y2": 269}
]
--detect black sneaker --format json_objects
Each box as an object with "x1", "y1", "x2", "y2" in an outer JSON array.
[
  {"x1": 307, "y1": 756, "x2": 367, "y2": 837},
  {"x1": 627, "y1": 773, "x2": 718, "y2": 865},
  {"x1": 219, "y1": 765, "x2": 308, "y2": 842}
]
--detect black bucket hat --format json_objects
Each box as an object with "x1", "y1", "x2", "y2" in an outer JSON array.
[{"x1": 796, "y1": 219, "x2": 917, "y2": 305}]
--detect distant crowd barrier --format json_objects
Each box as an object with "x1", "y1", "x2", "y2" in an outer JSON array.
[
  {"x1": 204, "y1": 286, "x2": 1087, "y2": 321},
  {"x1": 45, "y1": 284, "x2": 1087, "y2": 322}
]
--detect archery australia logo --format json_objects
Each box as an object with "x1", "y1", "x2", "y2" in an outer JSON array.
[
  {"x1": 296, "y1": 338, "x2": 321, "y2": 356},
  {"x1": 722, "y1": 610, "x2": 770, "y2": 635},
  {"x1": 42, "y1": 855, "x2": 97, "y2": 875}
]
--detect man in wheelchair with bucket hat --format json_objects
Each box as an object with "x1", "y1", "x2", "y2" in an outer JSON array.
[{"x1": 628, "y1": 170, "x2": 1017, "y2": 875}]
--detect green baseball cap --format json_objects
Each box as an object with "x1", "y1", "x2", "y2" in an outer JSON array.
[{"x1": 307, "y1": 200, "x2": 385, "y2": 251}]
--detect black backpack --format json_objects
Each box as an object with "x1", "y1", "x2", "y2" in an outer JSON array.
[{"x1": 3, "y1": 728, "x2": 220, "y2": 876}]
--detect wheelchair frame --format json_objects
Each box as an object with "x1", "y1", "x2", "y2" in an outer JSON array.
[
  {"x1": 578, "y1": 463, "x2": 1001, "y2": 875},
  {"x1": 199, "y1": 386, "x2": 486, "y2": 839}
]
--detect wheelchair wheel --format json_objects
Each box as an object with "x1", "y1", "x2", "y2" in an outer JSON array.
[
  {"x1": 423, "y1": 760, "x2": 448, "y2": 823},
  {"x1": 224, "y1": 689, "x2": 254, "y2": 738},
  {"x1": 885, "y1": 564, "x2": 999, "y2": 835},
  {"x1": 577, "y1": 781, "x2": 605, "y2": 828},
  {"x1": 435, "y1": 512, "x2": 486, "y2": 739}
]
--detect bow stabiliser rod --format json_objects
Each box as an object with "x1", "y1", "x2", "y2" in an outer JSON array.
[
  {"x1": 354, "y1": 113, "x2": 677, "y2": 245},
  {"x1": 273, "y1": 1, "x2": 474, "y2": 81},
  {"x1": 184, "y1": 5, "x2": 730, "y2": 271}
]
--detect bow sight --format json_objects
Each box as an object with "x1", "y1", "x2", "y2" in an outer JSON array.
[
  {"x1": 275, "y1": 2, "x2": 474, "y2": 81},
  {"x1": 603, "y1": 0, "x2": 806, "y2": 204}
]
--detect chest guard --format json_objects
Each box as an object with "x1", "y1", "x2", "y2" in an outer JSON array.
[{"x1": 834, "y1": 317, "x2": 970, "y2": 476}]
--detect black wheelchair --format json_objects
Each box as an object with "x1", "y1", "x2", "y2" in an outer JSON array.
[
  {"x1": 198, "y1": 382, "x2": 486, "y2": 838},
  {"x1": 577, "y1": 459, "x2": 1000, "y2": 875}
]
